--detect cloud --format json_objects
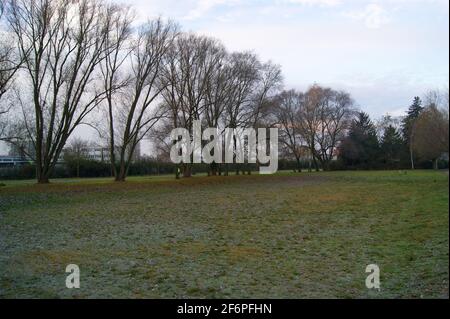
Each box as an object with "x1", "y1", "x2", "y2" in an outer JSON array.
[
  {"x1": 344, "y1": 3, "x2": 390, "y2": 29},
  {"x1": 125, "y1": 0, "x2": 447, "y2": 119},
  {"x1": 183, "y1": 0, "x2": 242, "y2": 20},
  {"x1": 386, "y1": 0, "x2": 449, "y2": 6},
  {"x1": 184, "y1": 0, "x2": 343, "y2": 21},
  {"x1": 280, "y1": 0, "x2": 341, "y2": 6}
]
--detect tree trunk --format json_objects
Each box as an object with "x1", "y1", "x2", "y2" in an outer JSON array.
[
  {"x1": 175, "y1": 165, "x2": 181, "y2": 179},
  {"x1": 115, "y1": 142, "x2": 136, "y2": 182},
  {"x1": 36, "y1": 160, "x2": 50, "y2": 184},
  {"x1": 37, "y1": 175, "x2": 50, "y2": 184},
  {"x1": 296, "y1": 157, "x2": 302, "y2": 173},
  {"x1": 210, "y1": 162, "x2": 218, "y2": 176},
  {"x1": 115, "y1": 172, "x2": 126, "y2": 182},
  {"x1": 115, "y1": 159, "x2": 127, "y2": 182},
  {"x1": 183, "y1": 163, "x2": 192, "y2": 177},
  {"x1": 312, "y1": 156, "x2": 320, "y2": 172},
  {"x1": 433, "y1": 158, "x2": 439, "y2": 170},
  {"x1": 410, "y1": 145, "x2": 415, "y2": 170}
]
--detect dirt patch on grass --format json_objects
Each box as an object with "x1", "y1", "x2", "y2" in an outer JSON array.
[
  {"x1": 0, "y1": 174, "x2": 328, "y2": 197},
  {"x1": 9, "y1": 249, "x2": 90, "y2": 274},
  {"x1": 226, "y1": 246, "x2": 264, "y2": 261}
]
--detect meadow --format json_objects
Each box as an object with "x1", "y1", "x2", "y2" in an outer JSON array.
[{"x1": 0, "y1": 170, "x2": 448, "y2": 298}]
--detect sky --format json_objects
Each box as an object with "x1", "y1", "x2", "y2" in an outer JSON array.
[{"x1": 124, "y1": 0, "x2": 449, "y2": 117}]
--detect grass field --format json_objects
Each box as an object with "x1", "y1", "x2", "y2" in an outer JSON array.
[{"x1": 0, "y1": 170, "x2": 448, "y2": 298}]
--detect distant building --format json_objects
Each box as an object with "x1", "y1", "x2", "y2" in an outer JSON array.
[
  {"x1": 65, "y1": 142, "x2": 141, "y2": 163},
  {"x1": 2, "y1": 141, "x2": 141, "y2": 166},
  {"x1": 84, "y1": 146, "x2": 111, "y2": 162},
  {"x1": 0, "y1": 156, "x2": 33, "y2": 167},
  {"x1": 1, "y1": 141, "x2": 36, "y2": 167}
]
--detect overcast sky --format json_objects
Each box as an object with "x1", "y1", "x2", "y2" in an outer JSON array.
[{"x1": 123, "y1": 0, "x2": 448, "y2": 117}]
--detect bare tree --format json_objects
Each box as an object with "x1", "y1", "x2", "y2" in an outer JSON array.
[
  {"x1": 315, "y1": 89, "x2": 354, "y2": 170},
  {"x1": 148, "y1": 118, "x2": 174, "y2": 164},
  {"x1": 98, "y1": 3, "x2": 131, "y2": 181},
  {"x1": 244, "y1": 60, "x2": 282, "y2": 174},
  {"x1": 1, "y1": 0, "x2": 23, "y2": 139},
  {"x1": 222, "y1": 52, "x2": 260, "y2": 175},
  {"x1": 298, "y1": 85, "x2": 354, "y2": 171},
  {"x1": 160, "y1": 33, "x2": 225, "y2": 178},
  {"x1": 0, "y1": 28, "x2": 20, "y2": 101},
  {"x1": 102, "y1": 18, "x2": 177, "y2": 182},
  {"x1": 223, "y1": 52, "x2": 260, "y2": 130},
  {"x1": 272, "y1": 90, "x2": 305, "y2": 172},
  {"x1": 247, "y1": 61, "x2": 282, "y2": 128},
  {"x1": 424, "y1": 89, "x2": 447, "y2": 110},
  {"x1": 413, "y1": 95, "x2": 449, "y2": 169},
  {"x1": 6, "y1": 0, "x2": 113, "y2": 183},
  {"x1": 298, "y1": 85, "x2": 322, "y2": 171},
  {"x1": 64, "y1": 137, "x2": 89, "y2": 178},
  {"x1": 203, "y1": 50, "x2": 233, "y2": 175}
]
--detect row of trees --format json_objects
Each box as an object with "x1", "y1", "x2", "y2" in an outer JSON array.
[
  {"x1": 339, "y1": 94, "x2": 449, "y2": 170},
  {"x1": 270, "y1": 86, "x2": 354, "y2": 172},
  {"x1": 0, "y1": 0, "x2": 448, "y2": 183},
  {"x1": 269, "y1": 88, "x2": 448, "y2": 172},
  {"x1": 0, "y1": 0, "x2": 283, "y2": 183}
]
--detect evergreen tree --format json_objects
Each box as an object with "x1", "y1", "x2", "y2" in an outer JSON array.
[
  {"x1": 402, "y1": 97, "x2": 423, "y2": 141},
  {"x1": 381, "y1": 125, "x2": 404, "y2": 168},
  {"x1": 339, "y1": 112, "x2": 380, "y2": 168},
  {"x1": 401, "y1": 96, "x2": 424, "y2": 169}
]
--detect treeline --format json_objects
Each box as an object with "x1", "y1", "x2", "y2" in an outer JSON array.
[
  {"x1": 271, "y1": 90, "x2": 449, "y2": 171},
  {"x1": 0, "y1": 0, "x2": 283, "y2": 183},
  {"x1": 0, "y1": 159, "x2": 275, "y2": 180},
  {"x1": 338, "y1": 95, "x2": 449, "y2": 170},
  {"x1": 0, "y1": 0, "x2": 448, "y2": 184},
  {"x1": 0, "y1": 158, "x2": 177, "y2": 180}
]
